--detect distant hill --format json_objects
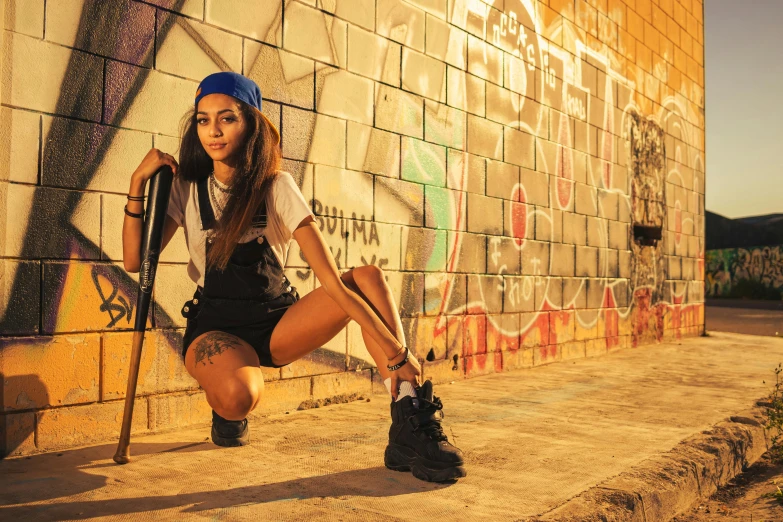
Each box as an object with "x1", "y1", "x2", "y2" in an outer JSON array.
[{"x1": 707, "y1": 211, "x2": 783, "y2": 250}]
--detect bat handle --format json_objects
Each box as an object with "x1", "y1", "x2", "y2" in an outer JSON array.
[{"x1": 113, "y1": 310, "x2": 146, "y2": 462}]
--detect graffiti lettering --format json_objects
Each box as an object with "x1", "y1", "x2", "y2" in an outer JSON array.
[{"x1": 91, "y1": 267, "x2": 133, "y2": 328}]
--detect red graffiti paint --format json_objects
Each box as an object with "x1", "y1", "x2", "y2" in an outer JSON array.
[
  {"x1": 510, "y1": 185, "x2": 528, "y2": 248},
  {"x1": 603, "y1": 287, "x2": 620, "y2": 349},
  {"x1": 555, "y1": 112, "x2": 573, "y2": 209}
]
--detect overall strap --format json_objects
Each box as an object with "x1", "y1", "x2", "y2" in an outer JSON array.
[{"x1": 196, "y1": 176, "x2": 216, "y2": 230}]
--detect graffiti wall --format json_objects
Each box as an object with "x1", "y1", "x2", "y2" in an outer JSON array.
[
  {"x1": 0, "y1": 0, "x2": 706, "y2": 456},
  {"x1": 706, "y1": 246, "x2": 783, "y2": 299}
]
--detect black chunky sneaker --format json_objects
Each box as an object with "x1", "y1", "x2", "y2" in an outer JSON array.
[
  {"x1": 384, "y1": 380, "x2": 466, "y2": 482},
  {"x1": 211, "y1": 410, "x2": 249, "y2": 447}
]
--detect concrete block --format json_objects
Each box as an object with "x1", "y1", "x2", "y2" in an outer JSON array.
[
  {"x1": 563, "y1": 277, "x2": 587, "y2": 309},
  {"x1": 206, "y1": 0, "x2": 280, "y2": 43},
  {"x1": 148, "y1": 391, "x2": 212, "y2": 431},
  {"x1": 46, "y1": 0, "x2": 154, "y2": 66},
  {"x1": 245, "y1": 42, "x2": 314, "y2": 110},
  {"x1": 424, "y1": 185, "x2": 466, "y2": 231},
  {"x1": 504, "y1": 127, "x2": 535, "y2": 169},
  {"x1": 467, "y1": 274, "x2": 503, "y2": 314},
  {"x1": 563, "y1": 212, "x2": 587, "y2": 246},
  {"x1": 0, "y1": 260, "x2": 40, "y2": 335},
  {"x1": 536, "y1": 138, "x2": 558, "y2": 175},
  {"x1": 316, "y1": 69, "x2": 374, "y2": 125},
  {"x1": 347, "y1": 23, "x2": 401, "y2": 85},
  {"x1": 447, "y1": 149, "x2": 485, "y2": 194},
  {"x1": 329, "y1": 0, "x2": 375, "y2": 30},
  {"x1": 503, "y1": 275, "x2": 536, "y2": 312},
  {"x1": 252, "y1": 377, "x2": 311, "y2": 417},
  {"x1": 587, "y1": 216, "x2": 608, "y2": 248},
  {"x1": 574, "y1": 119, "x2": 590, "y2": 154},
  {"x1": 467, "y1": 34, "x2": 502, "y2": 85},
  {"x1": 401, "y1": 315, "x2": 447, "y2": 361},
  {"x1": 586, "y1": 278, "x2": 607, "y2": 309},
  {"x1": 535, "y1": 207, "x2": 563, "y2": 243},
  {"x1": 519, "y1": 312, "x2": 550, "y2": 347},
  {"x1": 522, "y1": 240, "x2": 550, "y2": 277},
  {"x1": 346, "y1": 122, "x2": 400, "y2": 178},
  {"x1": 467, "y1": 192, "x2": 503, "y2": 235},
  {"x1": 608, "y1": 220, "x2": 629, "y2": 250},
  {"x1": 2, "y1": 32, "x2": 102, "y2": 121},
  {"x1": 424, "y1": 99, "x2": 466, "y2": 150},
  {"x1": 542, "y1": 277, "x2": 564, "y2": 310},
  {"x1": 281, "y1": 105, "x2": 315, "y2": 161},
  {"x1": 282, "y1": 337, "x2": 347, "y2": 378},
  {"x1": 375, "y1": 84, "x2": 424, "y2": 139},
  {"x1": 0, "y1": 107, "x2": 40, "y2": 184},
  {"x1": 619, "y1": 249, "x2": 631, "y2": 279},
  {"x1": 575, "y1": 182, "x2": 598, "y2": 216},
  {"x1": 447, "y1": 66, "x2": 485, "y2": 117},
  {"x1": 36, "y1": 399, "x2": 148, "y2": 453},
  {"x1": 387, "y1": 270, "x2": 425, "y2": 317},
  {"x1": 0, "y1": 334, "x2": 100, "y2": 411},
  {"x1": 551, "y1": 243, "x2": 576, "y2": 277},
  {"x1": 504, "y1": 52, "x2": 535, "y2": 98},
  {"x1": 103, "y1": 330, "x2": 197, "y2": 400},
  {"x1": 401, "y1": 136, "x2": 446, "y2": 186},
  {"x1": 424, "y1": 272, "x2": 466, "y2": 316},
  {"x1": 375, "y1": 177, "x2": 424, "y2": 226},
  {"x1": 520, "y1": 169, "x2": 549, "y2": 206},
  {"x1": 104, "y1": 62, "x2": 196, "y2": 136},
  {"x1": 346, "y1": 221, "x2": 402, "y2": 271},
  {"x1": 346, "y1": 321, "x2": 374, "y2": 370},
  {"x1": 486, "y1": 83, "x2": 520, "y2": 127},
  {"x1": 4, "y1": 0, "x2": 44, "y2": 38},
  {"x1": 599, "y1": 247, "x2": 620, "y2": 278},
  {"x1": 425, "y1": 12, "x2": 466, "y2": 69},
  {"x1": 311, "y1": 370, "x2": 373, "y2": 400},
  {"x1": 598, "y1": 188, "x2": 620, "y2": 220},
  {"x1": 401, "y1": 227, "x2": 447, "y2": 271},
  {"x1": 42, "y1": 117, "x2": 152, "y2": 192},
  {"x1": 376, "y1": 0, "x2": 425, "y2": 52},
  {"x1": 551, "y1": 176, "x2": 575, "y2": 212},
  {"x1": 153, "y1": 264, "x2": 197, "y2": 328},
  {"x1": 576, "y1": 246, "x2": 599, "y2": 277},
  {"x1": 308, "y1": 113, "x2": 347, "y2": 168},
  {"x1": 549, "y1": 309, "x2": 575, "y2": 344},
  {"x1": 156, "y1": 13, "x2": 242, "y2": 82},
  {"x1": 489, "y1": 313, "x2": 520, "y2": 354},
  {"x1": 504, "y1": 200, "x2": 534, "y2": 244},
  {"x1": 314, "y1": 165, "x2": 372, "y2": 220},
  {"x1": 521, "y1": 96, "x2": 548, "y2": 138},
  {"x1": 488, "y1": 236, "x2": 522, "y2": 275},
  {"x1": 486, "y1": 160, "x2": 519, "y2": 200},
  {"x1": 447, "y1": 231, "x2": 486, "y2": 273},
  {"x1": 467, "y1": 114, "x2": 503, "y2": 160},
  {"x1": 402, "y1": 47, "x2": 446, "y2": 102},
  {"x1": 0, "y1": 411, "x2": 36, "y2": 457},
  {"x1": 145, "y1": 0, "x2": 204, "y2": 18}
]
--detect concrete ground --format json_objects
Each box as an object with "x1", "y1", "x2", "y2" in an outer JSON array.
[
  {"x1": 1, "y1": 332, "x2": 782, "y2": 522},
  {"x1": 706, "y1": 300, "x2": 783, "y2": 337}
]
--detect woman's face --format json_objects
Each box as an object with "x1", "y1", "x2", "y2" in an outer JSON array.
[{"x1": 196, "y1": 93, "x2": 249, "y2": 165}]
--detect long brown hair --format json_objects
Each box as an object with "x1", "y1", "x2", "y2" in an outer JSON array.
[{"x1": 178, "y1": 100, "x2": 282, "y2": 270}]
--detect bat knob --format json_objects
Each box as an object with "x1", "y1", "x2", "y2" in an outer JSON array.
[{"x1": 113, "y1": 453, "x2": 130, "y2": 465}]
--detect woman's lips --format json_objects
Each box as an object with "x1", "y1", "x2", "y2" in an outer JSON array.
[{"x1": 208, "y1": 143, "x2": 226, "y2": 149}]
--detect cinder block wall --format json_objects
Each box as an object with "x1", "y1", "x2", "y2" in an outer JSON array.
[
  {"x1": 0, "y1": 0, "x2": 705, "y2": 457},
  {"x1": 706, "y1": 246, "x2": 783, "y2": 298}
]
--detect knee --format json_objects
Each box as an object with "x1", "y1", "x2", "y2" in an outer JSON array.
[
  {"x1": 353, "y1": 264, "x2": 386, "y2": 288},
  {"x1": 211, "y1": 378, "x2": 262, "y2": 421}
]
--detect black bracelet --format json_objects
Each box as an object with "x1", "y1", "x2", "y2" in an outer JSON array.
[
  {"x1": 127, "y1": 194, "x2": 146, "y2": 201},
  {"x1": 124, "y1": 204, "x2": 143, "y2": 219},
  {"x1": 386, "y1": 347, "x2": 409, "y2": 372}
]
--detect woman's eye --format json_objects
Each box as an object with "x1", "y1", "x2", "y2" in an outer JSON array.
[
  {"x1": 197, "y1": 118, "x2": 207, "y2": 124},
  {"x1": 222, "y1": 117, "x2": 236, "y2": 123}
]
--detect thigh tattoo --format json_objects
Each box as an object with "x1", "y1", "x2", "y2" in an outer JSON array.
[{"x1": 192, "y1": 332, "x2": 244, "y2": 366}]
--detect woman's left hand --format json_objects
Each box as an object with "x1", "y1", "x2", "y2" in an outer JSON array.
[{"x1": 389, "y1": 351, "x2": 422, "y2": 400}]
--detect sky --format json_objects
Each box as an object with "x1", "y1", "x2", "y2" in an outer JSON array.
[{"x1": 704, "y1": 0, "x2": 783, "y2": 219}]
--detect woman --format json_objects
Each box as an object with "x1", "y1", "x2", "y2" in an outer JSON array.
[{"x1": 122, "y1": 72, "x2": 465, "y2": 482}]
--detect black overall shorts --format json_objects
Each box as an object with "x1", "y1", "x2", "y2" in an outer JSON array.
[{"x1": 180, "y1": 176, "x2": 299, "y2": 368}]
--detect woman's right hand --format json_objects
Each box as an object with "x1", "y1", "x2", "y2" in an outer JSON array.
[{"x1": 131, "y1": 148, "x2": 179, "y2": 183}]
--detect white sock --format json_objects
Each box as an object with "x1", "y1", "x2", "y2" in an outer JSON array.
[{"x1": 384, "y1": 378, "x2": 418, "y2": 405}]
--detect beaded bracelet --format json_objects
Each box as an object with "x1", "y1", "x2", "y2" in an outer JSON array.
[
  {"x1": 386, "y1": 346, "x2": 409, "y2": 372},
  {"x1": 124, "y1": 205, "x2": 143, "y2": 219}
]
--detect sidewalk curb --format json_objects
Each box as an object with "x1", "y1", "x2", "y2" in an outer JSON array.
[{"x1": 529, "y1": 402, "x2": 772, "y2": 522}]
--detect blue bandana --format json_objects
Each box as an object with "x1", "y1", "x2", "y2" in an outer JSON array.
[{"x1": 195, "y1": 72, "x2": 263, "y2": 112}]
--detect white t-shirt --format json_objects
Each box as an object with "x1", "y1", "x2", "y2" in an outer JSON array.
[{"x1": 166, "y1": 171, "x2": 314, "y2": 287}]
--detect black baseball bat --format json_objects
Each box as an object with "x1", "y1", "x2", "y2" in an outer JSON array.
[{"x1": 114, "y1": 166, "x2": 174, "y2": 464}]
